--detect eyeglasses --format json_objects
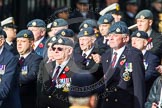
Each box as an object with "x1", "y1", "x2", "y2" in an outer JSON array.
[{"x1": 52, "y1": 47, "x2": 63, "y2": 51}]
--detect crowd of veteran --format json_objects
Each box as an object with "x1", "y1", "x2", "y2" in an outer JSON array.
[{"x1": 0, "y1": 0, "x2": 162, "y2": 108}]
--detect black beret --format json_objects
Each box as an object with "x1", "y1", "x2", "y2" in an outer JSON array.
[
  {"x1": 0, "y1": 28, "x2": 7, "y2": 38},
  {"x1": 131, "y1": 30, "x2": 148, "y2": 39},
  {"x1": 69, "y1": 73, "x2": 97, "y2": 97}
]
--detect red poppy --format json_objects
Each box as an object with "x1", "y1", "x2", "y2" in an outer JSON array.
[
  {"x1": 120, "y1": 59, "x2": 126, "y2": 66},
  {"x1": 147, "y1": 38, "x2": 152, "y2": 43},
  {"x1": 60, "y1": 74, "x2": 67, "y2": 79},
  {"x1": 39, "y1": 43, "x2": 44, "y2": 48},
  {"x1": 64, "y1": 66, "x2": 70, "y2": 72}
]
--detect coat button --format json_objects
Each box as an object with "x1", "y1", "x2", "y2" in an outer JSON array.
[
  {"x1": 106, "y1": 98, "x2": 108, "y2": 102},
  {"x1": 106, "y1": 88, "x2": 109, "y2": 91},
  {"x1": 115, "y1": 99, "x2": 118, "y2": 102},
  {"x1": 48, "y1": 95, "x2": 51, "y2": 98},
  {"x1": 114, "y1": 88, "x2": 117, "y2": 92}
]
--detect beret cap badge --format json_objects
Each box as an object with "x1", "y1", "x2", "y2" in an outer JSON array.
[
  {"x1": 58, "y1": 38, "x2": 63, "y2": 43},
  {"x1": 24, "y1": 33, "x2": 28, "y2": 38},
  {"x1": 52, "y1": 37, "x2": 56, "y2": 41},
  {"x1": 140, "y1": 15, "x2": 145, "y2": 19},
  {"x1": 32, "y1": 22, "x2": 37, "y2": 26},
  {"x1": 104, "y1": 19, "x2": 108, "y2": 23},
  {"x1": 83, "y1": 23, "x2": 88, "y2": 28},
  {"x1": 84, "y1": 31, "x2": 88, "y2": 35},
  {"x1": 137, "y1": 32, "x2": 141, "y2": 37},
  {"x1": 116, "y1": 28, "x2": 121, "y2": 32},
  {"x1": 61, "y1": 31, "x2": 66, "y2": 36},
  {"x1": 54, "y1": 22, "x2": 57, "y2": 26}
]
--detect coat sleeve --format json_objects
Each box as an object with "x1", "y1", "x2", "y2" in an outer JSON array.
[
  {"x1": 145, "y1": 76, "x2": 162, "y2": 108},
  {"x1": 0, "y1": 57, "x2": 18, "y2": 100},
  {"x1": 132, "y1": 53, "x2": 145, "y2": 108}
]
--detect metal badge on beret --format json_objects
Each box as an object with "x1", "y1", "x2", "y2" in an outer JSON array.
[
  {"x1": 136, "y1": 32, "x2": 141, "y2": 37},
  {"x1": 53, "y1": 21, "x2": 57, "y2": 26},
  {"x1": 116, "y1": 5, "x2": 120, "y2": 11},
  {"x1": 116, "y1": 28, "x2": 121, "y2": 32},
  {"x1": 52, "y1": 37, "x2": 56, "y2": 41},
  {"x1": 83, "y1": 23, "x2": 88, "y2": 28},
  {"x1": 32, "y1": 22, "x2": 37, "y2": 26},
  {"x1": 140, "y1": 15, "x2": 145, "y2": 19},
  {"x1": 123, "y1": 72, "x2": 130, "y2": 81},
  {"x1": 84, "y1": 31, "x2": 88, "y2": 35},
  {"x1": 104, "y1": 19, "x2": 108, "y2": 23},
  {"x1": 58, "y1": 38, "x2": 63, "y2": 43},
  {"x1": 24, "y1": 33, "x2": 28, "y2": 38},
  {"x1": 61, "y1": 31, "x2": 66, "y2": 36}
]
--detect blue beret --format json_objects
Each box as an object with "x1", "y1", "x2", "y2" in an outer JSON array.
[
  {"x1": 27, "y1": 19, "x2": 46, "y2": 27},
  {"x1": 51, "y1": 36, "x2": 74, "y2": 47},
  {"x1": 135, "y1": 10, "x2": 153, "y2": 19},
  {"x1": 97, "y1": 14, "x2": 114, "y2": 25},
  {"x1": 77, "y1": 27, "x2": 95, "y2": 38},
  {"x1": 108, "y1": 21, "x2": 129, "y2": 34},
  {"x1": 79, "y1": 19, "x2": 98, "y2": 30},
  {"x1": 51, "y1": 18, "x2": 68, "y2": 28},
  {"x1": 56, "y1": 29, "x2": 75, "y2": 38},
  {"x1": 0, "y1": 28, "x2": 7, "y2": 38},
  {"x1": 69, "y1": 73, "x2": 97, "y2": 97},
  {"x1": 131, "y1": 30, "x2": 148, "y2": 39},
  {"x1": 16, "y1": 29, "x2": 34, "y2": 39}
]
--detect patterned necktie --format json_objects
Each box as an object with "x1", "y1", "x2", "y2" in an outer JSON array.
[
  {"x1": 19, "y1": 57, "x2": 25, "y2": 66},
  {"x1": 111, "y1": 52, "x2": 117, "y2": 67},
  {"x1": 53, "y1": 66, "x2": 61, "y2": 80}
]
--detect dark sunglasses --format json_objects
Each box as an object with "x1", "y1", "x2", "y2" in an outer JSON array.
[{"x1": 52, "y1": 47, "x2": 63, "y2": 51}]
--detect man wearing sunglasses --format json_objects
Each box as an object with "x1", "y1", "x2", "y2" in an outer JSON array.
[{"x1": 37, "y1": 36, "x2": 79, "y2": 108}]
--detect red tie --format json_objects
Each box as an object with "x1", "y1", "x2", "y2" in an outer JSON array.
[
  {"x1": 111, "y1": 52, "x2": 117, "y2": 67},
  {"x1": 53, "y1": 66, "x2": 61, "y2": 80}
]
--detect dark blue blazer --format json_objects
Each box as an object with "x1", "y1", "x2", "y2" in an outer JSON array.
[
  {"x1": 101, "y1": 46, "x2": 145, "y2": 108},
  {"x1": 18, "y1": 52, "x2": 42, "y2": 108},
  {"x1": 4, "y1": 41, "x2": 18, "y2": 55},
  {"x1": 0, "y1": 47, "x2": 21, "y2": 108},
  {"x1": 144, "y1": 51, "x2": 160, "y2": 97},
  {"x1": 35, "y1": 37, "x2": 47, "y2": 57}
]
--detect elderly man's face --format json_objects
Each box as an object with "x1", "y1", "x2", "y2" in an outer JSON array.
[
  {"x1": 131, "y1": 37, "x2": 148, "y2": 50},
  {"x1": 108, "y1": 33, "x2": 127, "y2": 50},
  {"x1": 52, "y1": 44, "x2": 72, "y2": 62},
  {"x1": 136, "y1": 19, "x2": 152, "y2": 32},
  {"x1": 79, "y1": 36, "x2": 94, "y2": 51}
]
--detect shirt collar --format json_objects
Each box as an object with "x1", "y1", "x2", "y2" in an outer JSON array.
[
  {"x1": 113, "y1": 45, "x2": 126, "y2": 57},
  {"x1": 34, "y1": 37, "x2": 44, "y2": 50},
  {"x1": 20, "y1": 51, "x2": 31, "y2": 59},
  {"x1": 0, "y1": 46, "x2": 4, "y2": 55},
  {"x1": 82, "y1": 46, "x2": 94, "y2": 58},
  {"x1": 5, "y1": 40, "x2": 13, "y2": 45},
  {"x1": 146, "y1": 29, "x2": 152, "y2": 37},
  {"x1": 55, "y1": 58, "x2": 70, "y2": 69},
  {"x1": 142, "y1": 49, "x2": 146, "y2": 55}
]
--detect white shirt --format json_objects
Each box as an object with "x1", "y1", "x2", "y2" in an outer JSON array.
[
  {"x1": 6, "y1": 40, "x2": 13, "y2": 46},
  {"x1": 20, "y1": 51, "x2": 31, "y2": 59},
  {"x1": 82, "y1": 46, "x2": 94, "y2": 58},
  {"x1": 112, "y1": 45, "x2": 126, "y2": 67},
  {"x1": 146, "y1": 29, "x2": 152, "y2": 37},
  {"x1": 34, "y1": 37, "x2": 44, "y2": 50},
  {"x1": 52, "y1": 58, "x2": 70, "y2": 78},
  {"x1": 0, "y1": 46, "x2": 4, "y2": 55},
  {"x1": 142, "y1": 49, "x2": 146, "y2": 55}
]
